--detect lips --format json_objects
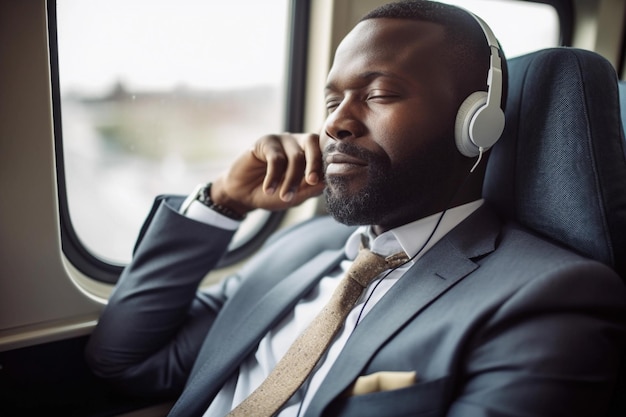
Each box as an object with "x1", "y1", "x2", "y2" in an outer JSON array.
[{"x1": 325, "y1": 152, "x2": 367, "y2": 175}]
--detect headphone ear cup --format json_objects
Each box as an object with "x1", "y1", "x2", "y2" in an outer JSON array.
[{"x1": 455, "y1": 91, "x2": 487, "y2": 157}]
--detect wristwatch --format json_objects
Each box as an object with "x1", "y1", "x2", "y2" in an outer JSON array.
[{"x1": 180, "y1": 183, "x2": 246, "y2": 221}]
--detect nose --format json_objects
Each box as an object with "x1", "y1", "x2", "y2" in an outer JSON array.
[{"x1": 323, "y1": 100, "x2": 365, "y2": 141}]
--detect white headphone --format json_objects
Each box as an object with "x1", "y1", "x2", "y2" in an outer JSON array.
[{"x1": 454, "y1": 12, "x2": 505, "y2": 158}]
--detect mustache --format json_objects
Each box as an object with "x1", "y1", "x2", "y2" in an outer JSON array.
[{"x1": 323, "y1": 142, "x2": 383, "y2": 166}]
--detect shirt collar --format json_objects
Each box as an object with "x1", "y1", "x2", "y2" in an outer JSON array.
[{"x1": 344, "y1": 199, "x2": 484, "y2": 261}]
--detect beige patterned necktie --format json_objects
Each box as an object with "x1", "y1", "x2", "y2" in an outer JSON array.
[{"x1": 227, "y1": 245, "x2": 409, "y2": 417}]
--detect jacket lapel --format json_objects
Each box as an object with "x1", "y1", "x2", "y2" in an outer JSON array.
[
  {"x1": 304, "y1": 206, "x2": 501, "y2": 417},
  {"x1": 169, "y1": 248, "x2": 346, "y2": 417}
]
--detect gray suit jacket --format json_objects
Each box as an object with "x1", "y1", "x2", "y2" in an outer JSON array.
[{"x1": 86, "y1": 196, "x2": 626, "y2": 417}]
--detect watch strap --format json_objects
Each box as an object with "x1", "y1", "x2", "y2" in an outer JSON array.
[{"x1": 181, "y1": 183, "x2": 246, "y2": 221}]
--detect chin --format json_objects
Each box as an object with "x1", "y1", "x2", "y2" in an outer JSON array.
[{"x1": 324, "y1": 186, "x2": 382, "y2": 226}]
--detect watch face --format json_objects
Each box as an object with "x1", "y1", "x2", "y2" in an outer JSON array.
[{"x1": 180, "y1": 184, "x2": 207, "y2": 215}]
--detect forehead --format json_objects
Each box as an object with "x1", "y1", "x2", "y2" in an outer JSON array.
[{"x1": 327, "y1": 18, "x2": 447, "y2": 86}]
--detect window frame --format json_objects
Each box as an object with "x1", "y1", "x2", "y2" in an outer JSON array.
[
  {"x1": 47, "y1": 0, "x2": 310, "y2": 284},
  {"x1": 537, "y1": 0, "x2": 574, "y2": 46}
]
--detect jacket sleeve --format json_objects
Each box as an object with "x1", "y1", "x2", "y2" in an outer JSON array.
[{"x1": 85, "y1": 196, "x2": 237, "y2": 398}]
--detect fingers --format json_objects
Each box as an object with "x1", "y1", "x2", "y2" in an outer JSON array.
[
  {"x1": 303, "y1": 135, "x2": 323, "y2": 186},
  {"x1": 216, "y1": 133, "x2": 324, "y2": 213},
  {"x1": 254, "y1": 133, "x2": 323, "y2": 202}
]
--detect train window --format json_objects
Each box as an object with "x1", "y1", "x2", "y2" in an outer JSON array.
[
  {"x1": 49, "y1": 0, "x2": 302, "y2": 282},
  {"x1": 49, "y1": 0, "x2": 564, "y2": 283},
  {"x1": 440, "y1": 0, "x2": 562, "y2": 57}
]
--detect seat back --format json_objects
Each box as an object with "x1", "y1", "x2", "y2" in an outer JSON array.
[{"x1": 483, "y1": 47, "x2": 626, "y2": 279}]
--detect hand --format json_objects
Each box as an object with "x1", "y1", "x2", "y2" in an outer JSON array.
[{"x1": 211, "y1": 133, "x2": 326, "y2": 216}]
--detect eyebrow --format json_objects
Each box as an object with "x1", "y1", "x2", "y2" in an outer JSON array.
[{"x1": 324, "y1": 71, "x2": 406, "y2": 92}]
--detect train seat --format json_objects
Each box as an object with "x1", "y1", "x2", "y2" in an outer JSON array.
[
  {"x1": 483, "y1": 47, "x2": 626, "y2": 417},
  {"x1": 483, "y1": 47, "x2": 626, "y2": 279}
]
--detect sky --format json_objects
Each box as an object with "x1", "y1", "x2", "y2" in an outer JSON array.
[{"x1": 56, "y1": 0, "x2": 289, "y2": 95}]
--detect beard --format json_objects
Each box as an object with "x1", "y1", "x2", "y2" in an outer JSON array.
[{"x1": 323, "y1": 142, "x2": 417, "y2": 226}]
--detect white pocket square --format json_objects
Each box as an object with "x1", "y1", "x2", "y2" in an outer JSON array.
[{"x1": 346, "y1": 371, "x2": 418, "y2": 396}]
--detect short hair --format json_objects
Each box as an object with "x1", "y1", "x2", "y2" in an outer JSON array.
[{"x1": 361, "y1": 0, "x2": 508, "y2": 109}]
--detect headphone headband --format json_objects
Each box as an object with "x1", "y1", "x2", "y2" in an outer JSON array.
[
  {"x1": 471, "y1": 13, "x2": 503, "y2": 113},
  {"x1": 471, "y1": 13, "x2": 500, "y2": 50}
]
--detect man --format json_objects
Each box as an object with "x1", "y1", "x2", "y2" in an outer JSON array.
[{"x1": 86, "y1": 1, "x2": 626, "y2": 416}]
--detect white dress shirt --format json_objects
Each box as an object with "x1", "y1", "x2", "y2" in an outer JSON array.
[{"x1": 183, "y1": 198, "x2": 483, "y2": 417}]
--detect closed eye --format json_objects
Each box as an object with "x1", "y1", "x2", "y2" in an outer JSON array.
[
  {"x1": 325, "y1": 97, "x2": 342, "y2": 113},
  {"x1": 366, "y1": 90, "x2": 400, "y2": 103}
]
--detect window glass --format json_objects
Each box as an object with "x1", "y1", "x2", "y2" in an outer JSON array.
[
  {"x1": 56, "y1": 0, "x2": 290, "y2": 264},
  {"x1": 439, "y1": 0, "x2": 560, "y2": 58}
]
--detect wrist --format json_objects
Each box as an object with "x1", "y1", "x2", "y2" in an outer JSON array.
[
  {"x1": 210, "y1": 179, "x2": 253, "y2": 217},
  {"x1": 182, "y1": 183, "x2": 248, "y2": 221}
]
